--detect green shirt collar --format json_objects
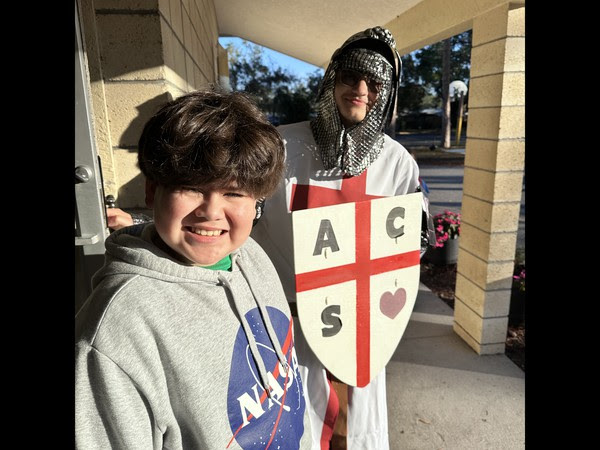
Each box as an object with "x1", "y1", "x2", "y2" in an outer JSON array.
[{"x1": 203, "y1": 254, "x2": 232, "y2": 271}]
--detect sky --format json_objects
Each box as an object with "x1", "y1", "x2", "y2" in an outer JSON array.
[{"x1": 218, "y1": 37, "x2": 324, "y2": 81}]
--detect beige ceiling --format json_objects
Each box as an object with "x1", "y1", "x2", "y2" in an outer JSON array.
[
  {"x1": 214, "y1": 0, "x2": 524, "y2": 68},
  {"x1": 214, "y1": 0, "x2": 423, "y2": 68}
]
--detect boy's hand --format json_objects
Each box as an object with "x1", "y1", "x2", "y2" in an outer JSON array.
[{"x1": 106, "y1": 208, "x2": 134, "y2": 231}]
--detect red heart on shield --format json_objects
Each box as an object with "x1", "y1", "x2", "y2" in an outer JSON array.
[{"x1": 380, "y1": 288, "x2": 406, "y2": 319}]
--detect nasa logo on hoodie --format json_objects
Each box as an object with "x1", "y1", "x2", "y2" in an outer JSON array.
[{"x1": 227, "y1": 307, "x2": 306, "y2": 449}]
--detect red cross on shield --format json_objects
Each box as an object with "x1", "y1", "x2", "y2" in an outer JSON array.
[{"x1": 292, "y1": 192, "x2": 423, "y2": 387}]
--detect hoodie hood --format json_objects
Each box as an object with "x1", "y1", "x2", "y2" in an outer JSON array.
[
  {"x1": 93, "y1": 223, "x2": 234, "y2": 286},
  {"x1": 90, "y1": 223, "x2": 288, "y2": 398}
]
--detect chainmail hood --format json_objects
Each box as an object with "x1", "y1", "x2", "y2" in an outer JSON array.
[{"x1": 310, "y1": 26, "x2": 401, "y2": 176}]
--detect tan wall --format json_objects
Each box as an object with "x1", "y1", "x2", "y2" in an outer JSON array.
[
  {"x1": 453, "y1": 3, "x2": 525, "y2": 355},
  {"x1": 80, "y1": 0, "x2": 221, "y2": 208},
  {"x1": 384, "y1": 0, "x2": 525, "y2": 355}
]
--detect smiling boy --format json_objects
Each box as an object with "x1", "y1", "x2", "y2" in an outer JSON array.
[
  {"x1": 146, "y1": 183, "x2": 258, "y2": 267},
  {"x1": 75, "y1": 89, "x2": 312, "y2": 449}
]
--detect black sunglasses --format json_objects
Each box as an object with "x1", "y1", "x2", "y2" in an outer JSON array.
[{"x1": 337, "y1": 69, "x2": 383, "y2": 94}]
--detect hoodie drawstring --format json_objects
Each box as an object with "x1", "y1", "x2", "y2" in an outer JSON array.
[
  {"x1": 219, "y1": 274, "x2": 271, "y2": 396},
  {"x1": 239, "y1": 264, "x2": 289, "y2": 373},
  {"x1": 219, "y1": 269, "x2": 288, "y2": 399}
]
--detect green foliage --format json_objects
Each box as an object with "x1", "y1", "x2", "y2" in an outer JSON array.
[
  {"x1": 421, "y1": 92, "x2": 441, "y2": 109},
  {"x1": 514, "y1": 247, "x2": 525, "y2": 266},
  {"x1": 273, "y1": 87, "x2": 313, "y2": 124},
  {"x1": 226, "y1": 31, "x2": 472, "y2": 127},
  {"x1": 396, "y1": 30, "x2": 472, "y2": 116},
  {"x1": 412, "y1": 30, "x2": 472, "y2": 99},
  {"x1": 396, "y1": 53, "x2": 425, "y2": 113},
  {"x1": 225, "y1": 40, "x2": 323, "y2": 124},
  {"x1": 396, "y1": 83, "x2": 426, "y2": 113}
]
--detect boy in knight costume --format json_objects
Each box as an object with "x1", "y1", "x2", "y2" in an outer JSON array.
[{"x1": 251, "y1": 27, "x2": 432, "y2": 449}]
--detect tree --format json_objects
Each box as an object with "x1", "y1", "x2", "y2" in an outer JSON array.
[
  {"x1": 396, "y1": 53, "x2": 427, "y2": 114},
  {"x1": 225, "y1": 40, "x2": 323, "y2": 124},
  {"x1": 273, "y1": 87, "x2": 312, "y2": 124},
  {"x1": 227, "y1": 41, "x2": 295, "y2": 115},
  {"x1": 397, "y1": 30, "x2": 472, "y2": 142},
  {"x1": 411, "y1": 30, "x2": 471, "y2": 99},
  {"x1": 441, "y1": 38, "x2": 451, "y2": 148},
  {"x1": 305, "y1": 69, "x2": 324, "y2": 112}
]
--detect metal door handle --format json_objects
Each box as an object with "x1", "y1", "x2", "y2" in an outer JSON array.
[{"x1": 75, "y1": 165, "x2": 93, "y2": 183}]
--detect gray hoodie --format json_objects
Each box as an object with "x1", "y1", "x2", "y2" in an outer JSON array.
[{"x1": 75, "y1": 224, "x2": 312, "y2": 449}]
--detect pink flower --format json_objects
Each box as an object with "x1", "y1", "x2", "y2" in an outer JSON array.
[
  {"x1": 432, "y1": 210, "x2": 461, "y2": 247},
  {"x1": 513, "y1": 268, "x2": 526, "y2": 292}
]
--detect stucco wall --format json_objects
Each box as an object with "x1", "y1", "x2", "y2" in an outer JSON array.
[
  {"x1": 81, "y1": 0, "x2": 220, "y2": 208},
  {"x1": 453, "y1": 4, "x2": 525, "y2": 354}
]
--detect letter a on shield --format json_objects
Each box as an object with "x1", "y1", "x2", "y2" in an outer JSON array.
[{"x1": 313, "y1": 219, "x2": 340, "y2": 256}]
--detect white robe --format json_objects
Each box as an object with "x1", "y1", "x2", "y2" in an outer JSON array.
[{"x1": 251, "y1": 121, "x2": 420, "y2": 450}]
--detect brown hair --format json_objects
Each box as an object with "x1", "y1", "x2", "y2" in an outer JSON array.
[{"x1": 138, "y1": 88, "x2": 285, "y2": 198}]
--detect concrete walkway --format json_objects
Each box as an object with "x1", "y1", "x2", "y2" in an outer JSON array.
[{"x1": 386, "y1": 283, "x2": 525, "y2": 449}]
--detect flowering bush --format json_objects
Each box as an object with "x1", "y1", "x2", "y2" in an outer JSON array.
[
  {"x1": 513, "y1": 267, "x2": 525, "y2": 292},
  {"x1": 433, "y1": 210, "x2": 461, "y2": 248}
]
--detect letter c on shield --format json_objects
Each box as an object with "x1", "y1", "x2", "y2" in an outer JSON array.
[{"x1": 386, "y1": 206, "x2": 405, "y2": 239}]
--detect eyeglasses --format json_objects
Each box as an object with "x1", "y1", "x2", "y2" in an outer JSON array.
[{"x1": 337, "y1": 69, "x2": 383, "y2": 94}]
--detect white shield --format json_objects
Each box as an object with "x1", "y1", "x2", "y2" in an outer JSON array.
[{"x1": 292, "y1": 192, "x2": 422, "y2": 387}]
